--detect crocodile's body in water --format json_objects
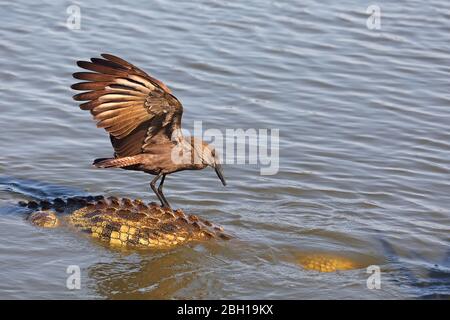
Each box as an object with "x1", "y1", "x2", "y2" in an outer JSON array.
[
  {"x1": 19, "y1": 195, "x2": 360, "y2": 272},
  {"x1": 20, "y1": 196, "x2": 230, "y2": 248}
]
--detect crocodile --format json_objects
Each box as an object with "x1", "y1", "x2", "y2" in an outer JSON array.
[
  {"x1": 18, "y1": 196, "x2": 360, "y2": 272},
  {"x1": 20, "y1": 195, "x2": 230, "y2": 248}
]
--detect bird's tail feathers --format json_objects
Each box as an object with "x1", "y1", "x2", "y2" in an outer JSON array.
[{"x1": 93, "y1": 156, "x2": 142, "y2": 168}]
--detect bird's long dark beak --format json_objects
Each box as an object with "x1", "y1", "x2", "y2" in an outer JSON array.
[{"x1": 214, "y1": 164, "x2": 226, "y2": 186}]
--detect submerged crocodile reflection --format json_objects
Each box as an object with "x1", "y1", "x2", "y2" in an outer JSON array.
[{"x1": 85, "y1": 248, "x2": 225, "y2": 299}]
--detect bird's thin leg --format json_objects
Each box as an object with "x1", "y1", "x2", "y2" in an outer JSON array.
[
  {"x1": 157, "y1": 174, "x2": 171, "y2": 209},
  {"x1": 150, "y1": 174, "x2": 165, "y2": 207}
]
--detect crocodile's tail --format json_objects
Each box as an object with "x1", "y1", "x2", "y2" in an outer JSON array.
[
  {"x1": 93, "y1": 156, "x2": 142, "y2": 168},
  {"x1": 19, "y1": 195, "x2": 105, "y2": 212}
]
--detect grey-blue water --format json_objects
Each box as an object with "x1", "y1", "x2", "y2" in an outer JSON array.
[{"x1": 0, "y1": 0, "x2": 449, "y2": 299}]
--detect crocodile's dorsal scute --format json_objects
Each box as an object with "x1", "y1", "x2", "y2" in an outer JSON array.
[{"x1": 21, "y1": 196, "x2": 231, "y2": 248}]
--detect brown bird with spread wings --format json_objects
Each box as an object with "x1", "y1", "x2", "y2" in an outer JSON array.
[{"x1": 71, "y1": 54, "x2": 226, "y2": 209}]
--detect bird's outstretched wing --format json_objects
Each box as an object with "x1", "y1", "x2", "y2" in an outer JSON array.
[{"x1": 72, "y1": 54, "x2": 183, "y2": 157}]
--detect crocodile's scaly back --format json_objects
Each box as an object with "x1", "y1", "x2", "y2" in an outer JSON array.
[
  {"x1": 22, "y1": 196, "x2": 230, "y2": 249},
  {"x1": 70, "y1": 198, "x2": 230, "y2": 248}
]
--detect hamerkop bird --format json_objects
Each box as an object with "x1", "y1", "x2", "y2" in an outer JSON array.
[{"x1": 71, "y1": 53, "x2": 226, "y2": 209}]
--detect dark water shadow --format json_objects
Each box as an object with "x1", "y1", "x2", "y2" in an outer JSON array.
[
  {"x1": 0, "y1": 175, "x2": 87, "y2": 202},
  {"x1": 377, "y1": 236, "x2": 450, "y2": 299}
]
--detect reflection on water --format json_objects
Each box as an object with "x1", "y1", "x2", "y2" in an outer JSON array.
[
  {"x1": 87, "y1": 247, "x2": 224, "y2": 299},
  {"x1": 1, "y1": 0, "x2": 450, "y2": 299}
]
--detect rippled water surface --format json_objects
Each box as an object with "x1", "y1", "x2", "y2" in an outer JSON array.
[{"x1": 1, "y1": 0, "x2": 449, "y2": 299}]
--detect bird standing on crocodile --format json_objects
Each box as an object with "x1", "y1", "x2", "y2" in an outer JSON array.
[{"x1": 71, "y1": 54, "x2": 226, "y2": 209}]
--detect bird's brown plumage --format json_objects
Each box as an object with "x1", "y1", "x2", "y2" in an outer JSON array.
[
  {"x1": 72, "y1": 53, "x2": 183, "y2": 156},
  {"x1": 71, "y1": 54, "x2": 226, "y2": 209}
]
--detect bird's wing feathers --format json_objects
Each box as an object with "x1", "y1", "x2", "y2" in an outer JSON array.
[{"x1": 72, "y1": 54, "x2": 183, "y2": 157}]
